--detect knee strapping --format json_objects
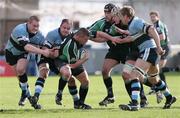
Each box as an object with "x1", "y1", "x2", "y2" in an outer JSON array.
[
  {"x1": 148, "y1": 73, "x2": 158, "y2": 78},
  {"x1": 132, "y1": 66, "x2": 146, "y2": 76},
  {"x1": 123, "y1": 63, "x2": 134, "y2": 74}
]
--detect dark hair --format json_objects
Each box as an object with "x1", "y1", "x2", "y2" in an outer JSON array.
[
  {"x1": 75, "y1": 28, "x2": 89, "y2": 37},
  {"x1": 60, "y1": 19, "x2": 71, "y2": 26},
  {"x1": 104, "y1": 3, "x2": 116, "y2": 12},
  {"x1": 149, "y1": 11, "x2": 160, "y2": 17},
  {"x1": 28, "y1": 15, "x2": 40, "y2": 22},
  {"x1": 120, "y1": 6, "x2": 135, "y2": 18}
]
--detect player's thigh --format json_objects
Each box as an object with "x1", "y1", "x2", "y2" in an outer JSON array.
[
  {"x1": 122, "y1": 60, "x2": 136, "y2": 80},
  {"x1": 102, "y1": 59, "x2": 119, "y2": 74},
  {"x1": 130, "y1": 58, "x2": 151, "y2": 82}
]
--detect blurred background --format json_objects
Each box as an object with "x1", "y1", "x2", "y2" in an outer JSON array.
[{"x1": 0, "y1": 0, "x2": 180, "y2": 76}]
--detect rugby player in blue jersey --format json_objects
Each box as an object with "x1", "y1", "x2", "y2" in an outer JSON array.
[
  {"x1": 114, "y1": 6, "x2": 176, "y2": 111},
  {"x1": 5, "y1": 16, "x2": 52, "y2": 108}
]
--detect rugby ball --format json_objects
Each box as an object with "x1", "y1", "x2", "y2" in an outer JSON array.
[{"x1": 78, "y1": 49, "x2": 86, "y2": 59}]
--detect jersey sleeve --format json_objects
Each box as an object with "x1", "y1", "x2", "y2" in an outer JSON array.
[
  {"x1": 12, "y1": 27, "x2": 30, "y2": 47},
  {"x1": 109, "y1": 24, "x2": 117, "y2": 36},
  {"x1": 44, "y1": 32, "x2": 55, "y2": 48},
  {"x1": 88, "y1": 20, "x2": 102, "y2": 38}
]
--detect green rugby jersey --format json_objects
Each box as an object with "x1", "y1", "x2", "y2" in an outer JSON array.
[
  {"x1": 154, "y1": 20, "x2": 169, "y2": 46},
  {"x1": 57, "y1": 34, "x2": 83, "y2": 64}
]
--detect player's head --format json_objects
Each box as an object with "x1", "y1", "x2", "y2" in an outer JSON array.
[
  {"x1": 74, "y1": 28, "x2": 89, "y2": 46},
  {"x1": 119, "y1": 6, "x2": 135, "y2": 25},
  {"x1": 27, "y1": 15, "x2": 40, "y2": 34},
  {"x1": 149, "y1": 11, "x2": 160, "y2": 23},
  {"x1": 104, "y1": 3, "x2": 116, "y2": 22},
  {"x1": 111, "y1": 6, "x2": 121, "y2": 24},
  {"x1": 60, "y1": 19, "x2": 72, "y2": 37}
]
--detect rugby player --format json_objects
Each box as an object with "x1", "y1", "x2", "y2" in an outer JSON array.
[
  {"x1": 114, "y1": 6, "x2": 176, "y2": 111},
  {"x1": 5, "y1": 16, "x2": 51, "y2": 107}
]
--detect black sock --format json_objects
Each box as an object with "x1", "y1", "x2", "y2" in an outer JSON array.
[
  {"x1": 79, "y1": 85, "x2": 88, "y2": 104},
  {"x1": 103, "y1": 77, "x2": 114, "y2": 97},
  {"x1": 18, "y1": 73, "x2": 28, "y2": 83},
  {"x1": 143, "y1": 78, "x2": 153, "y2": 87},
  {"x1": 68, "y1": 85, "x2": 79, "y2": 102},
  {"x1": 155, "y1": 80, "x2": 172, "y2": 100},
  {"x1": 159, "y1": 72, "x2": 167, "y2": 85},
  {"x1": 18, "y1": 73, "x2": 29, "y2": 96},
  {"x1": 35, "y1": 77, "x2": 45, "y2": 98},
  {"x1": 140, "y1": 83, "x2": 147, "y2": 101},
  {"x1": 58, "y1": 77, "x2": 68, "y2": 94},
  {"x1": 124, "y1": 82, "x2": 132, "y2": 100}
]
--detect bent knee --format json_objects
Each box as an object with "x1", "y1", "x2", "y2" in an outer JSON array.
[
  {"x1": 81, "y1": 79, "x2": 89, "y2": 87},
  {"x1": 16, "y1": 67, "x2": 26, "y2": 75},
  {"x1": 60, "y1": 66, "x2": 71, "y2": 80}
]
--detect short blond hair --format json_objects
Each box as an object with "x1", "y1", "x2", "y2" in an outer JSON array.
[
  {"x1": 28, "y1": 15, "x2": 40, "y2": 22},
  {"x1": 120, "y1": 6, "x2": 135, "y2": 18}
]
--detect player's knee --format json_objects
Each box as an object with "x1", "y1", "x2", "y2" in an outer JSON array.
[
  {"x1": 122, "y1": 63, "x2": 134, "y2": 81},
  {"x1": 102, "y1": 67, "x2": 110, "y2": 78},
  {"x1": 147, "y1": 72, "x2": 159, "y2": 84},
  {"x1": 81, "y1": 78, "x2": 89, "y2": 87},
  {"x1": 131, "y1": 66, "x2": 146, "y2": 81},
  {"x1": 16, "y1": 66, "x2": 26, "y2": 75},
  {"x1": 39, "y1": 67, "x2": 49, "y2": 79},
  {"x1": 38, "y1": 63, "x2": 50, "y2": 79},
  {"x1": 122, "y1": 72, "x2": 130, "y2": 81}
]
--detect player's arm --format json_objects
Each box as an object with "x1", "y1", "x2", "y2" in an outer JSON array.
[
  {"x1": 89, "y1": 31, "x2": 117, "y2": 43},
  {"x1": 16, "y1": 36, "x2": 51, "y2": 57},
  {"x1": 69, "y1": 50, "x2": 89, "y2": 69},
  {"x1": 148, "y1": 26, "x2": 164, "y2": 55},
  {"x1": 24, "y1": 44, "x2": 51, "y2": 57}
]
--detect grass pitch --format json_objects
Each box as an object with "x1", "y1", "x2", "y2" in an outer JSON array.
[{"x1": 0, "y1": 72, "x2": 180, "y2": 118}]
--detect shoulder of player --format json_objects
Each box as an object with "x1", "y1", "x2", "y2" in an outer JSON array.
[
  {"x1": 46, "y1": 28, "x2": 59, "y2": 39},
  {"x1": 12, "y1": 23, "x2": 27, "y2": 36}
]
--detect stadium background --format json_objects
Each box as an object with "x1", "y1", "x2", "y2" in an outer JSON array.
[{"x1": 0, "y1": 0, "x2": 180, "y2": 76}]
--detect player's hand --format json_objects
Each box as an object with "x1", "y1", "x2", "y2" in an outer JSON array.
[
  {"x1": 41, "y1": 48, "x2": 51, "y2": 57},
  {"x1": 110, "y1": 37, "x2": 118, "y2": 45},
  {"x1": 157, "y1": 46, "x2": 165, "y2": 55},
  {"x1": 81, "y1": 50, "x2": 89, "y2": 61}
]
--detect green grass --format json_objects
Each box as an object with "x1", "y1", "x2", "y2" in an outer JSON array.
[{"x1": 0, "y1": 72, "x2": 180, "y2": 118}]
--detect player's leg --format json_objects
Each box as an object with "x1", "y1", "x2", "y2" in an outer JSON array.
[
  {"x1": 74, "y1": 68, "x2": 91, "y2": 109},
  {"x1": 15, "y1": 58, "x2": 31, "y2": 106},
  {"x1": 99, "y1": 58, "x2": 118, "y2": 106},
  {"x1": 5, "y1": 51, "x2": 31, "y2": 106},
  {"x1": 148, "y1": 65, "x2": 176, "y2": 109},
  {"x1": 56, "y1": 76, "x2": 77, "y2": 105},
  {"x1": 54, "y1": 60, "x2": 72, "y2": 104},
  {"x1": 122, "y1": 60, "x2": 148, "y2": 108},
  {"x1": 120, "y1": 58, "x2": 151, "y2": 111},
  {"x1": 67, "y1": 77, "x2": 78, "y2": 106},
  {"x1": 30, "y1": 61, "x2": 49, "y2": 109}
]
